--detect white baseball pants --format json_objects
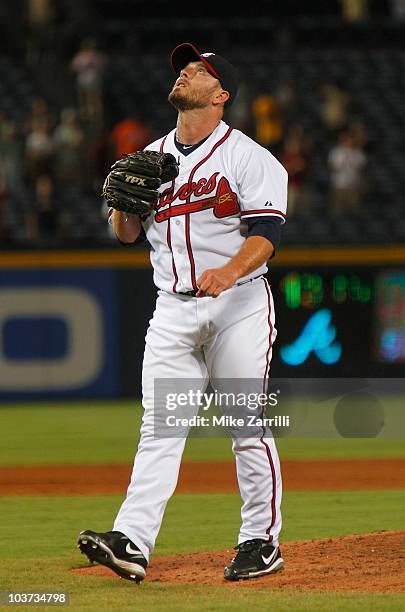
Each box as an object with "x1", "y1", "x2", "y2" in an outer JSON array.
[{"x1": 113, "y1": 276, "x2": 282, "y2": 560}]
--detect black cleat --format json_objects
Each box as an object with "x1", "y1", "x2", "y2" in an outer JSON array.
[
  {"x1": 224, "y1": 539, "x2": 284, "y2": 581},
  {"x1": 77, "y1": 530, "x2": 147, "y2": 583}
]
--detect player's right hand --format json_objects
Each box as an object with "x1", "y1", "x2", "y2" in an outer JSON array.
[{"x1": 196, "y1": 266, "x2": 239, "y2": 298}]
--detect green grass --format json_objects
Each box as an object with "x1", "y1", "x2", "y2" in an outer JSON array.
[
  {"x1": 0, "y1": 401, "x2": 404, "y2": 610},
  {"x1": 1, "y1": 578, "x2": 404, "y2": 612},
  {"x1": 1, "y1": 394, "x2": 404, "y2": 611},
  {"x1": 0, "y1": 401, "x2": 404, "y2": 466},
  {"x1": 2, "y1": 491, "x2": 405, "y2": 559},
  {"x1": 1, "y1": 580, "x2": 404, "y2": 612},
  {"x1": 0, "y1": 491, "x2": 404, "y2": 611}
]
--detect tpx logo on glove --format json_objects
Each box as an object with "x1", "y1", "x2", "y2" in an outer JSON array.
[{"x1": 125, "y1": 175, "x2": 147, "y2": 187}]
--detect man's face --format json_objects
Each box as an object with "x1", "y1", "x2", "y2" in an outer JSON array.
[{"x1": 168, "y1": 61, "x2": 223, "y2": 111}]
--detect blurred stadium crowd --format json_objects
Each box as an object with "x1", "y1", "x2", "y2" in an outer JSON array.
[{"x1": 0, "y1": 0, "x2": 404, "y2": 247}]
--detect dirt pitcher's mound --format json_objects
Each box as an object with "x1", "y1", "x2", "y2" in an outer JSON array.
[{"x1": 73, "y1": 530, "x2": 405, "y2": 592}]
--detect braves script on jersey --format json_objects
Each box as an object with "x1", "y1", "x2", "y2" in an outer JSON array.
[
  {"x1": 142, "y1": 120, "x2": 287, "y2": 293},
  {"x1": 111, "y1": 119, "x2": 288, "y2": 565}
]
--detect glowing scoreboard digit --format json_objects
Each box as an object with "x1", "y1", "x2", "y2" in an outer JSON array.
[{"x1": 281, "y1": 272, "x2": 372, "y2": 310}]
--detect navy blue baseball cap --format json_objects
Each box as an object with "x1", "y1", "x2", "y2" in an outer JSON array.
[{"x1": 170, "y1": 42, "x2": 239, "y2": 105}]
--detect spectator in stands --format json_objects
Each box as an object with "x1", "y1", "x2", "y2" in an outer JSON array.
[
  {"x1": 280, "y1": 126, "x2": 311, "y2": 216},
  {"x1": 72, "y1": 38, "x2": 106, "y2": 126},
  {"x1": 53, "y1": 107, "x2": 84, "y2": 187},
  {"x1": 31, "y1": 174, "x2": 59, "y2": 242},
  {"x1": 340, "y1": 0, "x2": 369, "y2": 22},
  {"x1": 328, "y1": 131, "x2": 367, "y2": 215},
  {"x1": 27, "y1": 98, "x2": 52, "y2": 129},
  {"x1": 25, "y1": 97, "x2": 53, "y2": 133},
  {"x1": 390, "y1": 0, "x2": 405, "y2": 19},
  {"x1": 25, "y1": 118, "x2": 54, "y2": 185},
  {"x1": 319, "y1": 83, "x2": 350, "y2": 135},
  {"x1": 251, "y1": 93, "x2": 284, "y2": 154},
  {"x1": 349, "y1": 120, "x2": 368, "y2": 149},
  {"x1": 275, "y1": 80, "x2": 297, "y2": 124},
  {"x1": 109, "y1": 115, "x2": 152, "y2": 160},
  {"x1": 25, "y1": 0, "x2": 54, "y2": 65}
]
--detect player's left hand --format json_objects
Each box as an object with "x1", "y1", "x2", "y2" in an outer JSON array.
[{"x1": 196, "y1": 267, "x2": 239, "y2": 298}]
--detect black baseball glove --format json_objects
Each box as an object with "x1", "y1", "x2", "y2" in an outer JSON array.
[{"x1": 102, "y1": 150, "x2": 179, "y2": 215}]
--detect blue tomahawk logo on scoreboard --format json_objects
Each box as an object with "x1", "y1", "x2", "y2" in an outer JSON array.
[{"x1": 280, "y1": 309, "x2": 342, "y2": 366}]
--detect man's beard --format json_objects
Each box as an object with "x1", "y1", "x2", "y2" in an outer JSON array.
[{"x1": 168, "y1": 87, "x2": 208, "y2": 111}]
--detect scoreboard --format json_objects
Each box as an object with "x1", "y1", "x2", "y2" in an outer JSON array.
[{"x1": 269, "y1": 268, "x2": 405, "y2": 377}]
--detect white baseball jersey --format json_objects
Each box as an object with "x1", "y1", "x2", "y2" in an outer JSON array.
[
  {"x1": 143, "y1": 120, "x2": 288, "y2": 293},
  {"x1": 112, "y1": 119, "x2": 287, "y2": 563}
]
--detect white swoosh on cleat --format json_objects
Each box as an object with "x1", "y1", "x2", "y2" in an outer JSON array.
[
  {"x1": 262, "y1": 549, "x2": 278, "y2": 565},
  {"x1": 126, "y1": 543, "x2": 141, "y2": 555}
]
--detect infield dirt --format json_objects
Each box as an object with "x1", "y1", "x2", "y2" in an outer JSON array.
[
  {"x1": 72, "y1": 531, "x2": 405, "y2": 593},
  {"x1": 1, "y1": 458, "x2": 404, "y2": 495}
]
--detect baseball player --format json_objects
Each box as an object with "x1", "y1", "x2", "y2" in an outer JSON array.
[{"x1": 78, "y1": 42, "x2": 288, "y2": 583}]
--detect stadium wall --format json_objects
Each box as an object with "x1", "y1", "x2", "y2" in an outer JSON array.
[{"x1": 0, "y1": 247, "x2": 404, "y2": 399}]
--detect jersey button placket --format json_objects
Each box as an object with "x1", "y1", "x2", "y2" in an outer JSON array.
[
  {"x1": 170, "y1": 217, "x2": 187, "y2": 291},
  {"x1": 172, "y1": 163, "x2": 193, "y2": 292}
]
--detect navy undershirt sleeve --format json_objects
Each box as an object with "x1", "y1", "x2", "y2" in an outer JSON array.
[{"x1": 246, "y1": 216, "x2": 283, "y2": 249}]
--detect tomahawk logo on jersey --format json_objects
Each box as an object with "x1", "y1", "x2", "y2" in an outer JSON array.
[
  {"x1": 155, "y1": 174, "x2": 239, "y2": 222},
  {"x1": 139, "y1": 120, "x2": 288, "y2": 294}
]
